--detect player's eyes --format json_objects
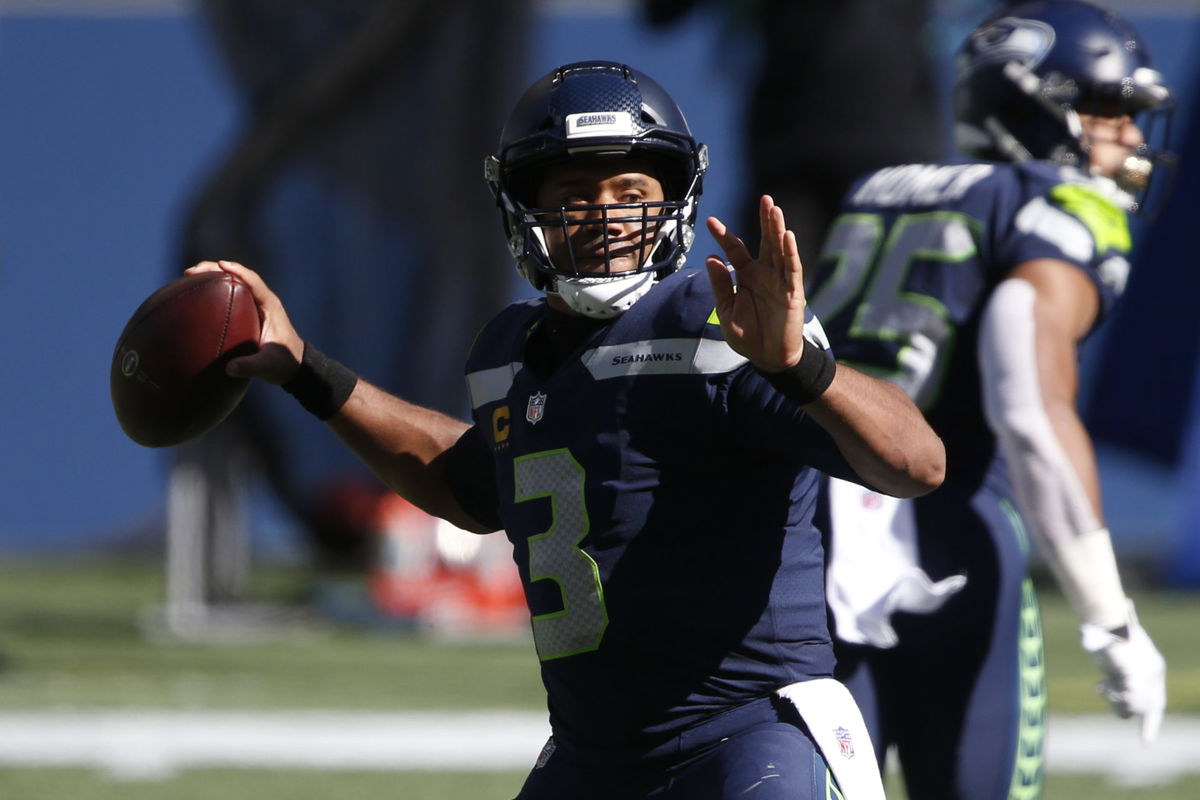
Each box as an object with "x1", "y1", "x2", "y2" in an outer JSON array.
[{"x1": 550, "y1": 191, "x2": 648, "y2": 207}]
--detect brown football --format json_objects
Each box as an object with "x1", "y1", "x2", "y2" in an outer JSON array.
[{"x1": 110, "y1": 271, "x2": 260, "y2": 447}]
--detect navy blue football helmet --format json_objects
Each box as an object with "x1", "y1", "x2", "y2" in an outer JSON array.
[
  {"x1": 955, "y1": 0, "x2": 1174, "y2": 207},
  {"x1": 485, "y1": 61, "x2": 708, "y2": 317}
]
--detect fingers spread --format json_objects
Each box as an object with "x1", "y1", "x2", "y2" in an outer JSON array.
[{"x1": 706, "y1": 216, "x2": 752, "y2": 269}]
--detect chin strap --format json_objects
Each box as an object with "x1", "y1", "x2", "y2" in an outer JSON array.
[{"x1": 552, "y1": 271, "x2": 656, "y2": 319}]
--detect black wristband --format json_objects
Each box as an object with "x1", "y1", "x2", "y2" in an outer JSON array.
[
  {"x1": 756, "y1": 342, "x2": 837, "y2": 406},
  {"x1": 282, "y1": 342, "x2": 358, "y2": 420}
]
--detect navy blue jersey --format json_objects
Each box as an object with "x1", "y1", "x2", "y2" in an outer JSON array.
[
  {"x1": 451, "y1": 268, "x2": 861, "y2": 756},
  {"x1": 808, "y1": 160, "x2": 1131, "y2": 496},
  {"x1": 809, "y1": 160, "x2": 1133, "y2": 797}
]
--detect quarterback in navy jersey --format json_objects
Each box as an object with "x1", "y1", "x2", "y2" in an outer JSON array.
[
  {"x1": 807, "y1": 2, "x2": 1174, "y2": 798},
  {"x1": 185, "y1": 61, "x2": 943, "y2": 799}
]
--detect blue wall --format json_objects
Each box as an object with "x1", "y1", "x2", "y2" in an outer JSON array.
[
  {"x1": 1, "y1": 2, "x2": 1196, "y2": 554},
  {"x1": 0, "y1": 13, "x2": 238, "y2": 550}
]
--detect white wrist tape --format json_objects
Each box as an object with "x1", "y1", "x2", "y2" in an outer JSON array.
[
  {"x1": 978, "y1": 279, "x2": 1127, "y2": 629},
  {"x1": 1043, "y1": 527, "x2": 1129, "y2": 630}
]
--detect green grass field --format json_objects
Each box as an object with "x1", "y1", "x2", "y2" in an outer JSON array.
[{"x1": 0, "y1": 556, "x2": 1196, "y2": 798}]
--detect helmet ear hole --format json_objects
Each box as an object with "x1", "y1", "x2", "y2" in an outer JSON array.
[{"x1": 507, "y1": 170, "x2": 541, "y2": 208}]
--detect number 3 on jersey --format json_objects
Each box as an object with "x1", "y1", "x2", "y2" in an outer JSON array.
[
  {"x1": 809, "y1": 211, "x2": 978, "y2": 409},
  {"x1": 515, "y1": 449, "x2": 609, "y2": 661}
]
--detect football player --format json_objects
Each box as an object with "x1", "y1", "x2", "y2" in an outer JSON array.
[
  {"x1": 188, "y1": 61, "x2": 945, "y2": 799},
  {"x1": 807, "y1": 2, "x2": 1174, "y2": 798}
]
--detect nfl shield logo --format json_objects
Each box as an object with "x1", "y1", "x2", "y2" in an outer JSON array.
[
  {"x1": 534, "y1": 736, "x2": 556, "y2": 768},
  {"x1": 526, "y1": 391, "x2": 547, "y2": 424},
  {"x1": 834, "y1": 726, "x2": 855, "y2": 759}
]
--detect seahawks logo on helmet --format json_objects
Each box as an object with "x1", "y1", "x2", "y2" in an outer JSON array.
[
  {"x1": 967, "y1": 17, "x2": 1055, "y2": 72},
  {"x1": 953, "y1": 0, "x2": 1176, "y2": 212}
]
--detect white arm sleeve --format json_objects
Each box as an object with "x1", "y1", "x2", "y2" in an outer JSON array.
[{"x1": 978, "y1": 278, "x2": 1128, "y2": 630}]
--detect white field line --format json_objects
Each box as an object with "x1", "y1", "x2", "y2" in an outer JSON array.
[
  {"x1": 0, "y1": 710, "x2": 551, "y2": 780},
  {"x1": 0, "y1": 711, "x2": 1195, "y2": 784}
]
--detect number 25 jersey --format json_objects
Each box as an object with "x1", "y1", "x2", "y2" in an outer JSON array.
[{"x1": 808, "y1": 159, "x2": 1131, "y2": 491}]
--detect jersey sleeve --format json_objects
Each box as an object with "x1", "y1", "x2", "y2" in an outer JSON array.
[
  {"x1": 444, "y1": 425, "x2": 502, "y2": 531},
  {"x1": 724, "y1": 365, "x2": 868, "y2": 487},
  {"x1": 996, "y1": 171, "x2": 1132, "y2": 322}
]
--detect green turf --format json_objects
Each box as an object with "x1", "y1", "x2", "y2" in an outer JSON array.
[
  {"x1": 0, "y1": 556, "x2": 1196, "y2": 799},
  {"x1": 881, "y1": 772, "x2": 1200, "y2": 800},
  {"x1": 0, "y1": 557, "x2": 544, "y2": 711},
  {"x1": 0, "y1": 767, "x2": 530, "y2": 799},
  {"x1": 0, "y1": 768, "x2": 1197, "y2": 800},
  {"x1": 0, "y1": 557, "x2": 1195, "y2": 713}
]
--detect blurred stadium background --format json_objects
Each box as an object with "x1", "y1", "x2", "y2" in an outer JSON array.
[{"x1": 1, "y1": 0, "x2": 1198, "y2": 797}]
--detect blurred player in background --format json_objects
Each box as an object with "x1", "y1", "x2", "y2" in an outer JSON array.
[
  {"x1": 806, "y1": 2, "x2": 1174, "y2": 797},
  {"x1": 644, "y1": 0, "x2": 945, "y2": 266},
  {"x1": 188, "y1": 61, "x2": 946, "y2": 799},
  {"x1": 174, "y1": 0, "x2": 531, "y2": 591}
]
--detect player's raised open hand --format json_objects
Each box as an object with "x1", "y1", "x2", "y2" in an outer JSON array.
[
  {"x1": 704, "y1": 195, "x2": 808, "y2": 373},
  {"x1": 185, "y1": 260, "x2": 305, "y2": 385}
]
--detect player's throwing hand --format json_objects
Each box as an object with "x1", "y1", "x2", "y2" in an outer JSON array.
[{"x1": 186, "y1": 260, "x2": 305, "y2": 385}]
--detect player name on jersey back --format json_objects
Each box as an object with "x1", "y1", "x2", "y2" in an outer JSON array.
[{"x1": 851, "y1": 163, "x2": 994, "y2": 207}]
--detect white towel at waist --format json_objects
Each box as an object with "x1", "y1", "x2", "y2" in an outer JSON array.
[
  {"x1": 825, "y1": 477, "x2": 966, "y2": 649},
  {"x1": 776, "y1": 678, "x2": 885, "y2": 800}
]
